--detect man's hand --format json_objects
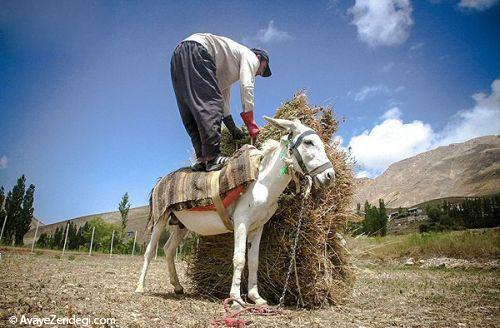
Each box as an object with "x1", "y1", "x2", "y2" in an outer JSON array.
[
  {"x1": 240, "y1": 111, "x2": 260, "y2": 139},
  {"x1": 232, "y1": 127, "x2": 246, "y2": 140},
  {"x1": 223, "y1": 115, "x2": 246, "y2": 140}
]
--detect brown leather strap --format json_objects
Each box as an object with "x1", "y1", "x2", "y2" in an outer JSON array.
[{"x1": 210, "y1": 171, "x2": 233, "y2": 231}]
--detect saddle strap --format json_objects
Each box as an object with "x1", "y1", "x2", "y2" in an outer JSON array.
[{"x1": 210, "y1": 171, "x2": 234, "y2": 231}]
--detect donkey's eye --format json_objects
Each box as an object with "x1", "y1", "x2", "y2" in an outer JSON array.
[{"x1": 304, "y1": 140, "x2": 314, "y2": 146}]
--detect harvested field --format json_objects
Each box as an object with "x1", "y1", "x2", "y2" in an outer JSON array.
[{"x1": 1, "y1": 247, "x2": 498, "y2": 327}]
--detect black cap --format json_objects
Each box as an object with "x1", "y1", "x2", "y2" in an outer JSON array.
[{"x1": 251, "y1": 48, "x2": 272, "y2": 77}]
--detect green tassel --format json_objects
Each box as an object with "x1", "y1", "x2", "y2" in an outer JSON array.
[{"x1": 279, "y1": 166, "x2": 289, "y2": 176}]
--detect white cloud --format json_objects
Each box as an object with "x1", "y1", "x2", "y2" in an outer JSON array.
[
  {"x1": 434, "y1": 79, "x2": 500, "y2": 147},
  {"x1": 349, "y1": 118, "x2": 434, "y2": 176},
  {"x1": 380, "y1": 62, "x2": 395, "y2": 72},
  {"x1": 347, "y1": 78, "x2": 500, "y2": 177},
  {"x1": 0, "y1": 155, "x2": 8, "y2": 169},
  {"x1": 348, "y1": 0, "x2": 413, "y2": 47},
  {"x1": 381, "y1": 107, "x2": 402, "y2": 120},
  {"x1": 356, "y1": 170, "x2": 371, "y2": 178},
  {"x1": 332, "y1": 135, "x2": 344, "y2": 146},
  {"x1": 328, "y1": 0, "x2": 340, "y2": 9},
  {"x1": 410, "y1": 42, "x2": 424, "y2": 51},
  {"x1": 331, "y1": 135, "x2": 349, "y2": 153},
  {"x1": 458, "y1": 0, "x2": 499, "y2": 10},
  {"x1": 350, "y1": 84, "x2": 404, "y2": 102},
  {"x1": 352, "y1": 84, "x2": 389, "y2": 102},
  {"x1": 242, "y1": 20, "x2": 291, "y2": 45}
]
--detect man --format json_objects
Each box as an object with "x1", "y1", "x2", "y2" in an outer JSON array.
[{"x1": 171, "y1": 33, "x2": 272, "y2": 172}]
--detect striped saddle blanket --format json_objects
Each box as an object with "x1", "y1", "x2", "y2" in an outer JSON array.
[{"x1": 149, "y1": 144, "x2": 263, "y2": 224}]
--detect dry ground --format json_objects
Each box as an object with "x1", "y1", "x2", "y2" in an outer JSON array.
[{"x1": 0, "y1": 247, "x2": 498, "y2": 328}]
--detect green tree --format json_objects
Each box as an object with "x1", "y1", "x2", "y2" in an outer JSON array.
[
  {"x1": 362, "y1": 199, "x2": 388, "y2": 236},
  {"x1": 0, "y1": 186, "x2": 4, "y2": 208},
  {"x1": 14, "y1": 184, "x2": 35, "y2": 245},
  {"x1": 0, "y1": 186, "x2": 6, "y2": 240},
  {"x1": 83, "y1": 217, "x2": 121, "y2": 253},
  {"x1": 36, "y1": 233, "x2": 50, "y2": 248},
  {"x1": 3, "y1": 176, "x2": 25, "y2": 245},
  {"x1": 67, "y1": 221, "x2": 79, "y2": 249},
  {"x1": 79, "y1": 222, "x2": 92, "y2": 249},
  {"x1": 0, "y1": 176, "x2": 37, "y2": 245},
  {"x1": 75, "y1": 225, "x2": 84, "y2": 250},
  {"x1": 52, "y1": 226, "x2": 63, "y2": 249},
  {"x1": 118, "y1": 193, "x2": 131, "y2": 238},
  {"x1": 425, "y1": 205, "x2": 441, "y2": 223},
  {"x1": 378, "y1": 199, "x2": 388, "y2": 236}
]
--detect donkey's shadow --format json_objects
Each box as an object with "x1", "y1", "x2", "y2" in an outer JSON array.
[{"x1": 146, "y1": 291, "x2": 209, "y2": 302}]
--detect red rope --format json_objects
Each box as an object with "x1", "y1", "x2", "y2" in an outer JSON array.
[{"x1": 211, "y1": 298, "x2": 284, "y2": 327}]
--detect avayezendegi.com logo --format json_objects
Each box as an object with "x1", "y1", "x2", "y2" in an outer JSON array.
[{"x1": 7, "y1": 314, "x2": 115, "y2": 326}]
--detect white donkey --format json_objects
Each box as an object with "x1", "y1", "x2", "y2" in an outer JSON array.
[{"x1": 135, "y1": 116, "x2": 335, "y2": 308}]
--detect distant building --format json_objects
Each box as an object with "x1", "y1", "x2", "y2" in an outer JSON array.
[
  {"x1": 408, "y1": 207, "x2": 423, "y2": 216},
  {"x1": 388, "y1": 212, "x2": 399, "y2": 220}
]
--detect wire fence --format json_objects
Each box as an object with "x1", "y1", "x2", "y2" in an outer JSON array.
[{"x1": 0, "y1": 220, "x2": 198, "y2": 260}]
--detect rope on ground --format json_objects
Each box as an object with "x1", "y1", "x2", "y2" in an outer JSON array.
[{"x1": 211, "y1": 297, "x2": 284, "y2": 327}]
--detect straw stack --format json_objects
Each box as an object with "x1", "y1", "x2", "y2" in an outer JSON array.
[{"x1": 187, "y1": 93, "x2": 355, "y2": 308}]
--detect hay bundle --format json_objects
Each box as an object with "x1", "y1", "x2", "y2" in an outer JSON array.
[{"x1": 187, "y1": 93, "x2": 355, "y2": 308}]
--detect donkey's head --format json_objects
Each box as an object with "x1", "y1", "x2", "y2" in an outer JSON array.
[{"x1": 263, "y1": 116, "x2": 335, "y2": 188}]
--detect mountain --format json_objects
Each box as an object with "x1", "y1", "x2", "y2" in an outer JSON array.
[{"x1": 353, "y1": 135, "x2": 500, "y2": 208}]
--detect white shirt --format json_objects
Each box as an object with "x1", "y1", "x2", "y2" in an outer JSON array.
[{"x1": 183, "y1": 33, "x2": 260, "y2": 116}]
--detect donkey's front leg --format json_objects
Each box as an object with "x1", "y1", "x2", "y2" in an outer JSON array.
[
  {"x1": 247, "y1": 202, "x2": 277, "y2": 305},
  {"x1": 247, "y1": 225, "x2": 267, "y2": 306},
  {"x1": 229, "y1": 221, "x2": 249, "y2": 309}
]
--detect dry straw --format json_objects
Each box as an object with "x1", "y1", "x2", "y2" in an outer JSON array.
[{"x1": 187, "y1": 93, "x2": 355, "y2": 308}]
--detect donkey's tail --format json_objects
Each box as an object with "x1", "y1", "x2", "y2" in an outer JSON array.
[{"x1": 145, "y1": 176, "x2": 163, "y2": 233}]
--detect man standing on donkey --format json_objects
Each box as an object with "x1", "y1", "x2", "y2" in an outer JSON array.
[{"x1": 171, "y1": 33, "x2": 272, "y2": 172}]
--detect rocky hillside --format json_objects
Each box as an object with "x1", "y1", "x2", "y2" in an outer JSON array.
[{"x1": 354, "y1": 135, "x2": 500, "y2": 208}]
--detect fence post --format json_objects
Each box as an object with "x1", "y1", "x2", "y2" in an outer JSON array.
[
  {"x1": 0, "y1": 215, "x2": 6, "y2": 244},
  {"x1": 195, "y1": 236, "x2": 199, "y2": 256},
  {"x1": 132, "y1": 231, "x2": 137, "y2": 256},
  {"x1": 31, "y1": 220, "x2": 40, "y2": 253},
  {"x1": 0, "y1": 197, "x2": 8, "y2": 244},
  {"x1": 61, "y1": 222, "x2": 70, "y2": 256},
  {"x1": 109, "y1": 230, "x2": 115, "y2": 258},
  {"x1": 89, "y1": 226, "x2": 95, "y2": 256}
]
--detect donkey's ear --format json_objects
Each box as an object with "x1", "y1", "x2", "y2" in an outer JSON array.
[{"x1": 263, "y1": 116, "x2": 296, "y2": 131}]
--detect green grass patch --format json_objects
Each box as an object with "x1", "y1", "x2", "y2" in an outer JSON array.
[{"x1": 350, "y1": 228, "x2": 500, "y2": 260}]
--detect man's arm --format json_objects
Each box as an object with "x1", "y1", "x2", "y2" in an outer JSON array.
[
  {"x1": 239, "y1": 53, "x2": 260, "y2": 139},
  {"x1": 239, "y1": 53, "x2": 259, "y2": 113},
  {"x1": 221, "y1": 88, "x2": 245, "y2": 140},
  {"x1": 222, "y1": 88, "x2": 231, "y2": 118}
]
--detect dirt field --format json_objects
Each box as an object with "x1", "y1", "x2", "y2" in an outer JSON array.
[{"x1": 1, "y1": 248, "x2": 499, "y2": 327}]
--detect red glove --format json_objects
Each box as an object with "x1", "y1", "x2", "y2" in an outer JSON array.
[{"x1": 240, "y1": 111, "x2": 260, "y2": 139}]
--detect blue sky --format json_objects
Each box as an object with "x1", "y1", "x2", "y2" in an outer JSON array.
[{"x1": 1, "y1": 0, "x2": 499, "y2": 224}]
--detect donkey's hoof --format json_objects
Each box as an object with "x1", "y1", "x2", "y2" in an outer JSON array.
[
  {"x1": 135, "y1": 286, "x2": 144, "y2": 293},
  {"x1": 231, "y1": 302, "x2": 243, "y2": 311},
  {"x1": 254, "y1": 298, "x2": 268, "y2": 306},
  {"x1": 174, "y1": 288, "x2": 184, "y2": 295}
]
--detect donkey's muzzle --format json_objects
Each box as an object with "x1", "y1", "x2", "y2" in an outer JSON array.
[{"x1": 314, "y1": 168, "x2": 335, "y2": 188}]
